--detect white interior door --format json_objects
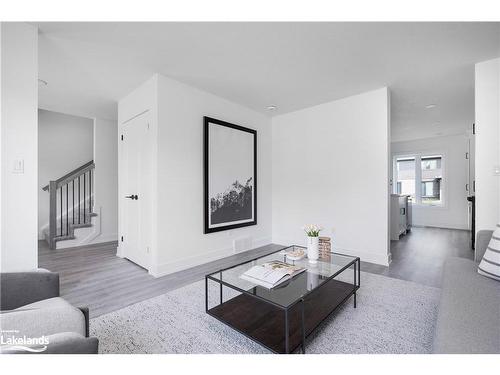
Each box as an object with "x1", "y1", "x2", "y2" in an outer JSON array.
[
  {"x1": 465, "y1": 123, "x2": 476, "y2": 195},
  {"x1": 467, "y1": 132, "x2": 476, "y2": 230},
  {"x1": 122, "y1": 113, "x2": 152, "y2": 269}
]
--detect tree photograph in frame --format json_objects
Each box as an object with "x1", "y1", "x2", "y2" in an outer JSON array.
[{"x1": 204, "y1": 116, "x2": 257, "y2": 233}]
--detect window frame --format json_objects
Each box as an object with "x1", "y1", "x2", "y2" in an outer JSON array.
[{"x1": 392, "y1": 152, "x2": 447, "y2": 208}]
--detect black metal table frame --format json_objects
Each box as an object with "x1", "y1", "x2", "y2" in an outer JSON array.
[{"x1": 205, "y1": 246, "x2": 361, "y2": 354}]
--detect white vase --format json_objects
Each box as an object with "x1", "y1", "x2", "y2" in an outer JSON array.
[{"x1": 306, "y1": 236, "x2": 319, "y2": 263}]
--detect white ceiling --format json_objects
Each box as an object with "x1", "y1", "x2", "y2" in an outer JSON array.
[{"x1": 36, "y1": 22, "x2": 500, "y2": 141}]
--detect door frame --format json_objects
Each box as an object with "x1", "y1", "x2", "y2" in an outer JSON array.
[{"x1": 117, "y1": 109, "x2": 157, "y2": 275}]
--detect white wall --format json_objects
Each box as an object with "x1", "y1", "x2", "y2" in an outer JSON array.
[
  {"x1": 154, "y1": 75, "x2": 272, "y2": 275},
  {"x1": 391, "y1": 134, "x2": 469, "y2": 230},
  {"x1": 272, "y1": 88, "x2": 391, "y2": 266},
  {"x1": 118, "y1": 74, "x2": 273, "y2": 276},
  {"x1": 38, "y1": 109, "x2": 94, "y2": 238},
  {"x1": 0, "y1": 23, "x2": 38, "y2": 271},
  {"x1": 1, "y1": 23, "x2": 2, "y2": 267},
  {"x1": 475, "y1": 58, "x2": 500, "y2": 231},
  {"x1": 92, "y1": 118, "x2": 118, "y2": 243}
]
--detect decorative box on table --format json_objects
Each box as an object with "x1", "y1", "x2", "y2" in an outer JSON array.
[{"x1": 318, "y1": 237, "x2": 331, "y2": 260}]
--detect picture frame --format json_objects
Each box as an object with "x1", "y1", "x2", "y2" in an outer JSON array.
[{"x1": 204, "y1": 116, "x2": 257, "y2": 233}]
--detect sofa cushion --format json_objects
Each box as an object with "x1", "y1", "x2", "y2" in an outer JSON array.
[
  {"x1": 0, "y1": 271, "x2": 59, "y2": 310},
  {"x1": 19, "y1": 296, "x2": 72, "y2": 310},
  {"x1": 0, "y1": 297, "x2": 86, "y2": 340},
  {"x1": 478, "y1": 225, "x2": 500, "y2": 281},
  {"x1": 433, "y1": 257, "x2": 500, "y2": 353}
]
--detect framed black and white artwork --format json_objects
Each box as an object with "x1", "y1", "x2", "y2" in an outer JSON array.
[{"x1": 204, "y1": 116, "x2": 257, "y2": 233}]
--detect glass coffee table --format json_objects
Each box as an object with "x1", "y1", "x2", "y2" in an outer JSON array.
[{"x1": 205, "y1": 246, "x2": 360, "y2": 354}]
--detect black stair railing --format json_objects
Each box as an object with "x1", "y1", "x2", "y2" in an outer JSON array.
[{"x1": 43, "y1": 161, "x2": 95, "y2": 249}]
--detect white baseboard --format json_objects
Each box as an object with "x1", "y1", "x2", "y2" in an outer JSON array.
[
  {"x1": 89, "y1": 232, "x2": 118, "y2": 244},
  {"x1": 56, "y1": 240, "x2": 118, "y2": 251},
  {"x1": 329, "y1": 246, "x2": 390, "y2": 266},
  {"x1": 150, "y1": 236, "x2": 272, "y2": 278},
  {"x1": 411, "y1": 223, "x2": 469, "y2": 231}
]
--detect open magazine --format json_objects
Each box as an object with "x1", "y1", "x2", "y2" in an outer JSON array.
[{"x1": 240, "y1": 261, "x2": 306, "y2": 289}]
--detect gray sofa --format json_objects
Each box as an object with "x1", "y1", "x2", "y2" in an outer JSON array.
[
  {"x1": 433, "y1": 230, "x2": 500, "y2": 354},
  {"x1": 0, "y1": 271, "x2": 98, "y2": 354}
]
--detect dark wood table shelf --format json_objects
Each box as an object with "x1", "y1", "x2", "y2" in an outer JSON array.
[{"x1": 205, "y1": 246, "x2": 360, "y2": 354}]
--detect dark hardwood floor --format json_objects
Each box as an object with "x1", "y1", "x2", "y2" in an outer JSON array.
[
  {"x1": 362, "y1": 226, "x2": 474, "y2": 287},
  {"x1": 38, "y1": 226, "x2": 474, "y2": 318}
]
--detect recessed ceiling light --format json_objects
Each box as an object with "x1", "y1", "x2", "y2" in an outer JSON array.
[
  {"x1": 425, "y1": 104, "x2": 436, "y2": 109},
  {"x1": 267, "y1": 105, "x2": 277, "y2": 111},
  {"x1": 38, "y1": 79, "x2": 48, "y2": 87}
]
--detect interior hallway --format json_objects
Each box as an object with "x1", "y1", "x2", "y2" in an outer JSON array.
[
  {"x1": 363, "y1": 226, "x2": 474, "y2": 287},
  {"x1": 38, "y1": 226, "x2": 474, "y2": 318}
]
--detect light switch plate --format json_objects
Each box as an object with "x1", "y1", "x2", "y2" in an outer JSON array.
[{"x1": 13, "y1": 159, "x2": 24, "y2": 174}]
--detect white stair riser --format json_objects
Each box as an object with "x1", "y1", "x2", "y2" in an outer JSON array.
[{"x1": 43, "y1": 207, "x2": 103, "y2": 249}]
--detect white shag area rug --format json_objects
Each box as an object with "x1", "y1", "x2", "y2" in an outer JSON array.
[{"x1": 90, "y1": 272, "x2": 440, "y2": 354}]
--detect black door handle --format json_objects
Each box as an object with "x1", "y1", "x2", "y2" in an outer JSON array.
[{"x1": 125, "y1": 195, "x2": 139, "y2": 200}]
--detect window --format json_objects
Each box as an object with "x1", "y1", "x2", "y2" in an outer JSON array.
[
  {"x1": 420, "y1": 155, "x2": 442, "y2": 205},
  {"x1": 421, "y1": 156, "x2": 441, "y2": 170},
  {"x1": 393, "y1": 154, "x2": 444, "y2": 206},
  {"x1": 395, "y1": 157, "x2": 416, "y2": 201}
]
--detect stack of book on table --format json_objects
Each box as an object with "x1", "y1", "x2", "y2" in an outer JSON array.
[{"x1": 240, "y1": 260, "x2": 306, "y2": 289}]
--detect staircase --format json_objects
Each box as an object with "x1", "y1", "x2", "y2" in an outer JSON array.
[{"x1": 42, "y1": 161, "x2": 96, "y2": 249}]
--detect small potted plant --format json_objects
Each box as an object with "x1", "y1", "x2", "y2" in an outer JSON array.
[{"x1": 303, "y1": 224, "x2": 322, "y2": 263}]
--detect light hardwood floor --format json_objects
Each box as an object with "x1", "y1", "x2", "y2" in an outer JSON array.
[
  {"x1": 38, "y1": 241, "x2": 284, "y2": 317},
  {"x1": 38, "y1": 226, "x2": 473, "y2": 318}
]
